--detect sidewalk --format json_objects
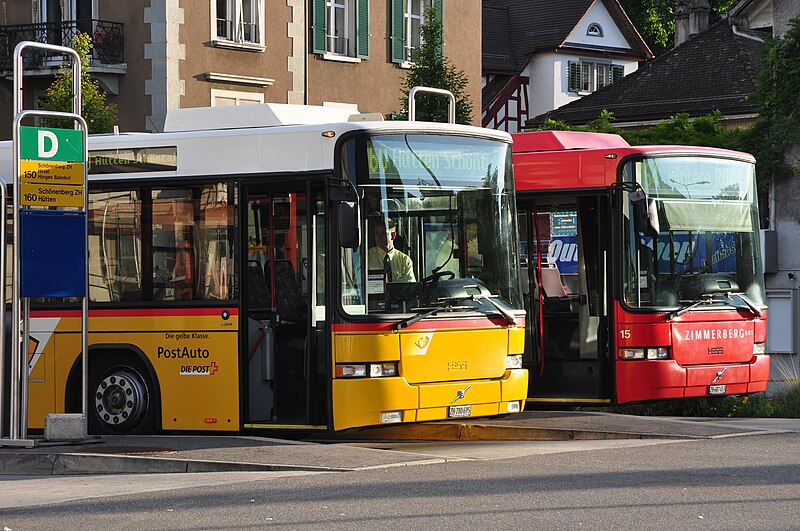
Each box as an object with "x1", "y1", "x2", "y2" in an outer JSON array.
[{"x1": 2, "y1": 411, "x2": 797, "y2": 476}]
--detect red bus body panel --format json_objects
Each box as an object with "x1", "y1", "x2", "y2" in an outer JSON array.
[
  {"x1": 512, "y1": 132, "x2": 766, "y2": 404},
  {"x1": 615, "y1": 302, "x2": 769, "y2": 403}
]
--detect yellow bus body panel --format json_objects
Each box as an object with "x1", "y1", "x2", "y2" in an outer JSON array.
[
  {"x1": 332, "y1": 377, "x2": 419, "y2": 429},
  {"x1": 331, "y1": 325, "x2": 529, "y2": 431},
  {"x1": 400, "y1": 328, "x2": 508, "y2": 383},
  {"x1": 333, "y1": 332, "x2": 400, "y2": 362},
  {"x1": 27, "y1": 311, "x2": 240, "y2": 431},
  {"x1": 508, "y1": 326, "x2": 525, "y2": 355}
]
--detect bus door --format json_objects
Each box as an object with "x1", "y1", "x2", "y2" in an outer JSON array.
[
  {"x1": 243, "y1": 183, "x2": 321, "y2": 426},
  {"x1": 519, "y1": 194, "x2": 610, "y2": 403}
]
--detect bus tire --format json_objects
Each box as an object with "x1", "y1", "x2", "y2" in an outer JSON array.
[{"x1": 88, "y1": 355, "x2": 157, "y2": 435}]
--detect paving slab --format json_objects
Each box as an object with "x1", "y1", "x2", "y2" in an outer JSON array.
[{"x1": 2, "y1": 411, "x2": 793, "y2": 476}]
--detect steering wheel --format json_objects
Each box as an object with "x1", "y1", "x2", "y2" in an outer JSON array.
[{"x1": 421, "y1": 270, "x2": 455, "y2": 284}]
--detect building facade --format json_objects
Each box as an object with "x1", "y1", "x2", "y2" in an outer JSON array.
[
  {"x1": 481, "y1": 0, "x2": 651, "y2": 133},
  {"x1": 0, "y1": 0, "x2": 482, "y2": 138}
]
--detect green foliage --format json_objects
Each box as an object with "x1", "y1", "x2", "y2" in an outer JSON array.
[
  {"x1": 396, "y1": 3, "x2": 473, "y2": 125},
  {"x1": 619, "y1": 0, "x2": 738, "y2": 56},
  {"x1": 743, "y1": 18, "x2": 800, "y2": 185},
  {"x1": 531, "y1": 110, "x2": 741, "y2": 151},
  {"x1": 40, "y1": 32, "x2": 117, "y2": 133},
  {"x1": 598, "y1": 380, "x2": 800, "y2": 418}
]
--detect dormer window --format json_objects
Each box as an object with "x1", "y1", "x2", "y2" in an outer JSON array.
[{"x1": 587, "y1": 23, "x2": 603, "y2": 37}]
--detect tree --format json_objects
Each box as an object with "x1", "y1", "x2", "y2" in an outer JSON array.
[
  {"x1": 41, "y1": 32, "x2": 117, "y2": 133},
  {"x1": 396, "y1": 3, "x2": 473, "y2": 125},
  {"x1": 619, "y1": 0, "x2": 738, "y2": 56},
  {"x1": 744, "y1": 17, "x2": 800, "y2": 184}
]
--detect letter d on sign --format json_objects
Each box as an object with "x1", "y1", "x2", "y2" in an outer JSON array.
[{"x1": 38, "y1": 130, "x2": 58, "y2": 158}]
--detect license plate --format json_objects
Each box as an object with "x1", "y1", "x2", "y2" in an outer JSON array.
[
  {"x1": 448, "y1": 405, "x2": 471, "y2": 418},
  {"x1": 709, "y1": 384, "x2": 727, "y2": 395}
]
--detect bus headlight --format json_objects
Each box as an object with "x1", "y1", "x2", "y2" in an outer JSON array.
[
  {"x1": 620, "y1": 348, "x2": 670, "y2": 360},
  {"x1": 336, "y1": 363, "x2": 399, "y2": 377},
  {"x1": 647, "y1": 347, "x2": 670, "y2": 360},
  {"x1": 506, "y1": 354, "x2": 523, "y2": 369},
  {"x1": 620, "y1": 348, "x2": 645, "y2": 360},
  {"x1": 753, "y1": 342, "x2": 766, "y2": 355},
  {"x1": 506, "y1": 401, "x2": 521, "y2": 413},
  {"x1": 335, "y1": 364, "x2": 367, "y2": 377},
  {"x1": 370, "y1": 362, "x2": 398, "y2": 377}
]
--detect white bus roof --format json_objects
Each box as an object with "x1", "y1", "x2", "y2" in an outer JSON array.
[
  {"x1": 0, "y1": 104, "x2": 512, "y2": 184},
  {"x1": 163, "y1": 103, "x2": 360, "y2": 132}
]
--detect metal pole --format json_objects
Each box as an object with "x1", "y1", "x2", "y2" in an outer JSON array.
[
  {"x1": 81, "y1": 126, "x2": 88, "y2": 429},
  {"x1": 20, "y1": 298, "x2": 29, "y2": 439},
  {"x1": 10, "y1": 41, "x2": 82, "y2": 443},
  {"x1": 408, "y1": 86, "x2": 456, "y2": 124}
]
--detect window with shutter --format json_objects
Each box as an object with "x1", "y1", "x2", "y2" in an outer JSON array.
[
  {"x1": 392, "y1": 0, "x2": 440, "y2": 64},
  {"x1": 313, "y1": 0, "x2": 367, "y2": 58},
  {"x1": 568, "y1": 61, "x2": 581, "y2": 92},
  {"x1": 611, "y1": 65, "x2": 625, "y2": 84},
  {"x1": 312, "y1": 0, "x2": 327, "y2": 54},
  {"x1": 356, "y1": 0, "x2": 370, "y2": 58},
  {"x1": 391, "y1": 0, "x2": 405, "y2": 63}
]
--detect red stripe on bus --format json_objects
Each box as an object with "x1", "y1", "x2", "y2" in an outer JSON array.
[{"x1": 30, "y1": 308, "x2": 239, "y2": 318}]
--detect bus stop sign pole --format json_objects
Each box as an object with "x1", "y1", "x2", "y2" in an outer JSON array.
[{"x1": 1, "y1": 41, "x2": 88, "y2": 448}]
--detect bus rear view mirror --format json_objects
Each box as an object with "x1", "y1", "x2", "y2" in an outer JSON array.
[
  {"x1": 629, "y1": 190, "x2": 660, "y2": 237},
  {"x1": 338, "y1": 202, "x2": 361, "y2": 248}
]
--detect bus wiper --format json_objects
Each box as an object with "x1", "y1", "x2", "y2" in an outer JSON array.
[
  {"x1": 667, "y1": 295, "x2": 714, "y2": 321},
  {"x1": 470, "y1": 294, "x2": 518, "y2": 325},
  {"x1": 732, "y1": 293, "x2": 764, "y2": 317},
  {"x1": 392, "y1": 299, "x2": 472, "y2": 331}
]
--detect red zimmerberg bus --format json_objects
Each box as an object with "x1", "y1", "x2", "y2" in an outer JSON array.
[{"x1": 512, "y1": 131, "x2": 769, "y2": 406}]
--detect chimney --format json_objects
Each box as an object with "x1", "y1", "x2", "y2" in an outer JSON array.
[{"x1": 675, "y1": 0, "x2": 710, "y2": 47}]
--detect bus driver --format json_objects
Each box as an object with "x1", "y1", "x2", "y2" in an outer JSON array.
[{"x1": 368, "y1": 217, "x2": 415, "y2": 282}]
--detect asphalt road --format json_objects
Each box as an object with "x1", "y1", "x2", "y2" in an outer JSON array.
[{"x1": 2, "y1": 431, "x2": 799, "y2": 529}]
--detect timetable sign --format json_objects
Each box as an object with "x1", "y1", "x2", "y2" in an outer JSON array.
[
  {"x1": 20, "y1": 182, "x2": 84, "y2": 208},
  {"x1": 19, "y1": 159, "x2": 85, "y2": 185}
]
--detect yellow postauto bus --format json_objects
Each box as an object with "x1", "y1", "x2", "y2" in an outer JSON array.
[{"x1": 1, "y1": 102, "x2": 527, "y2": 434}]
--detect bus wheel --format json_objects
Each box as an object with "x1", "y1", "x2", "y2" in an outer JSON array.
[{"x1": 89, "y1": 361, "x2": 156, "y2": 435}]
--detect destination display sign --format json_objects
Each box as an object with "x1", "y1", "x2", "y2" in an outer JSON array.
[
  {"x1": 19, "y1": 159, "x2": 85, "y2": 185},
  {"x1": 20, "y1": 182, "x2": 84, "y2": 208}
]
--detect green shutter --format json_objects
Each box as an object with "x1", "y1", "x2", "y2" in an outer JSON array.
[
  {"x1": 568, "y1": 61, "x2": 581, "y2": 92},
  {"x1": 391, "y1": 0, "x2": 405, "y2": 63},
  {"x1": 312, "y1": 0, "x2": 327, "y2": 55},
  {"x1": 357, "y1": 0, "x2": 370, "y2": 58},
  {"x1": 434, "y1": 0, "x2": 444, "y2": 58},
  {"x1": 611, "y1": 64, "x2": 624, "y2": 84}
]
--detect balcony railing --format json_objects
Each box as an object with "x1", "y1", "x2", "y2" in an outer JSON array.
[{"x1": 0, "y1": 19, "x2": 124, "y2": 71}]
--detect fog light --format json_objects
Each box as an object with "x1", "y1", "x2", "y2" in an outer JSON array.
[
  {"x1": 370, "y1": 362, "x2": 398, "y2": 377},
  {"x1": 506, "y1": 401, "x2": 521, "y2": 413},
  {"x1": 381, "y1": 411, "x2": 402, "y2": 424},
  {"x1": 506, "y1": 354, "x2": 523, "y2": 369},
  {"x1": 753, "y1": 342, "x2": 766, "y2": 355},
  {"x1": 620, "y1": 348, "x2": 645, "y2": 360},
  {"x1": 335, "y1": 364, "x2": 367, "y2": 377},
  {"x1": 646, "y1": 347, "x2": 670, "y2": 360}
]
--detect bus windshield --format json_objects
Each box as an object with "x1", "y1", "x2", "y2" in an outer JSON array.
[
  {"x1": 339, "y1": 134, "x2": 521, "y2": 317},
  {"x1": 622, "y1": 156, "x2": 765, "y2": 309}
]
